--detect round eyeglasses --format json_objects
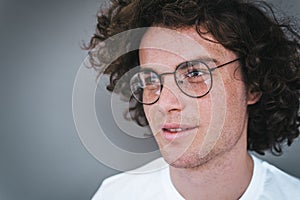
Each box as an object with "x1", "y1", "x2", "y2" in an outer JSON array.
[{"x1": 130, "y1": 58, "x2": 240, "y2": 105}]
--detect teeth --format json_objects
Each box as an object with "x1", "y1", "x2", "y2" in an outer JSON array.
[{"x1": 166, "y1": 128, "x2": 184, "y2": 132}]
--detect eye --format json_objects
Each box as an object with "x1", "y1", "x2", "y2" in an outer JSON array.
[
  {"x1": 144, "y1": 81, "x2": 160, "y2": 90},
  {"x1": 186, "y1": 70, "x2": 205, "y2": 78},
  {"x1": 139, "y1": 71, "x2": 160, "y2": 90},
  {"x1": 176, "y1": 61, "x2": 211, "y2": 84}
]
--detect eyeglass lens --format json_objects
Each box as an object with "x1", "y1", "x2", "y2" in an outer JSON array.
[{"x1": 130, "y1": 61, "x2": 212, "y2": 104}]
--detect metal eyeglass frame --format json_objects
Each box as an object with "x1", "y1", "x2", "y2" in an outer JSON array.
[{"x1": 130, "y1": 58, "x2": 240, "y2": 105}]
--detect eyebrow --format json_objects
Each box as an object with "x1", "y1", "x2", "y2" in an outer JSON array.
[
  {"x1": 139, "y1": 56, "x2": 219, "y2": 72},
  {"x1": 192, "y1": 56, "x2": 218, "y2": 64}
]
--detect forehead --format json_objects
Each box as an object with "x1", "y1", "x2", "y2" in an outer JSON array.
[{"x1": 139, "y1": 27, "x2": 234, "y2": 64}]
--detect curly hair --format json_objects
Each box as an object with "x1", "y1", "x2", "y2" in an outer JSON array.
[{"x1": 84, "y1": 0, "x2": 300, "y2": 155}]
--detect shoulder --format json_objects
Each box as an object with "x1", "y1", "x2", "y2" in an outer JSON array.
[
  {"x1": 253, "y1": 155, "x2": 300, "y2": 199},
  {"x1": 92, "y1": 157, "x2": 169, "y2": 200},
  {"x1": 262, "y1": 160, "x2": 300, "y2": 198}
]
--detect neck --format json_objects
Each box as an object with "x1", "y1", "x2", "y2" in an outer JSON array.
[{"x1": 169, "y1": 134, "x2": 253, "y2": 200}]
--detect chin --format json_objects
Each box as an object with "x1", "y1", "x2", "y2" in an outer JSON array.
[{"x1": 161, "y1": 150, "x2": 215, "y2": 169}]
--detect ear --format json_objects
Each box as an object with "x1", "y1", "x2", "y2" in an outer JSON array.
[{"x1": 247, "y1": 87, "x2": 262, "y2": 105}]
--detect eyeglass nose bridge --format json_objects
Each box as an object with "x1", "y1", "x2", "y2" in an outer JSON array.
[
  {"x1": 157, "y1": 71, "x2": 178, "y2": 94},
  {"x1": 158, "y1": 71, "x2": 176, "y2": 84}
]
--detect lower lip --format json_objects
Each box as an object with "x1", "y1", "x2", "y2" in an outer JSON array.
[{"x1": 161, "y1": 128, "x2": 197, "y2": 141}]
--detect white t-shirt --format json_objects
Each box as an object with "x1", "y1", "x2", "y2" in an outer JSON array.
[{"x1": 92, "y1": 155, "x2": 300, "y2": 200}]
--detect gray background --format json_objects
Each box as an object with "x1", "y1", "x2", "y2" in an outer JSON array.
[{"x1": 0, "y1": 0, "x2": 299, "y2": 199}]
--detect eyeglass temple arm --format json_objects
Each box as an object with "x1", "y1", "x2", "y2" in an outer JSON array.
[{"x1": 210, "y1": 58, "x2": 240, "y2": 72}]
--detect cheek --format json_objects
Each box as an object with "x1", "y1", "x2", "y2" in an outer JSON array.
[
  {"x1": 194, "y1": 78, "x2": 248, "y2": 157},
  {"x1": 221, "y1": 78, "x2": 249, "y2": 137},
  {"x1": 143, "y1": 105, "x2": 164, "y2": 134},
  {"x1": 195, "y1": 97, "x2": 212, "y2": 125},
  {"x1": 143, "y1": 105, "x2": 152, "y2": 126},
  {"x1": 226, "y1": 80, "x2": 248, "y2": 112},
  {"x1": 215, "y1": 68, "x2": 248, "y2": 118},
  {"x1": 227, "y1": 68, "x2": 248, "y2": 106},
  {"x1": 204, "y1": 73, "x2": 247, "y2": 135}
]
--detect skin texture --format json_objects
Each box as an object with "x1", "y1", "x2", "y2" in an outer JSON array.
[{"x1": 139, "y1": 27, "x2": 260, "y2": 199}]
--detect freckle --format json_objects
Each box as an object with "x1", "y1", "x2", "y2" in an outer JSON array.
[{"x1": 255, "y1": 57, "x2": 260, "y2": 63}]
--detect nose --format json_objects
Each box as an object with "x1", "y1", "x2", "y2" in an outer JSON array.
[{"x1": 156, "y1": 76, "x2": 185, "y2": 113}]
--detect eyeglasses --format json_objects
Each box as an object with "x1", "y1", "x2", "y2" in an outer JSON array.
[{"x1": 130, "y1": 58, "x2": 240, "y2": 105}]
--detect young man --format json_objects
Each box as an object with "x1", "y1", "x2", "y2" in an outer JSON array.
[{"x1": 86, "y1": 0, "x2": 300, "y2": 199}]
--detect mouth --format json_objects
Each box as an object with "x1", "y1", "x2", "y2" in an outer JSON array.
[
  {"x1": 161, "y1": 124, "x2": 198, "y2": 141},
  {"x1": 162, "y1": 127, "x2": 195, "y2": 133}
]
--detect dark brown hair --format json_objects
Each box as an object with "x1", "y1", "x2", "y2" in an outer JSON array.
[{"x1": 84, "y1": 0, "x2": 300, "y2": 155}]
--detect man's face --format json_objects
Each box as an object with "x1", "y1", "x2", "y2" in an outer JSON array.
[{"x1": 139, "y1": 27, "x2": 251, "y2": 168}]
